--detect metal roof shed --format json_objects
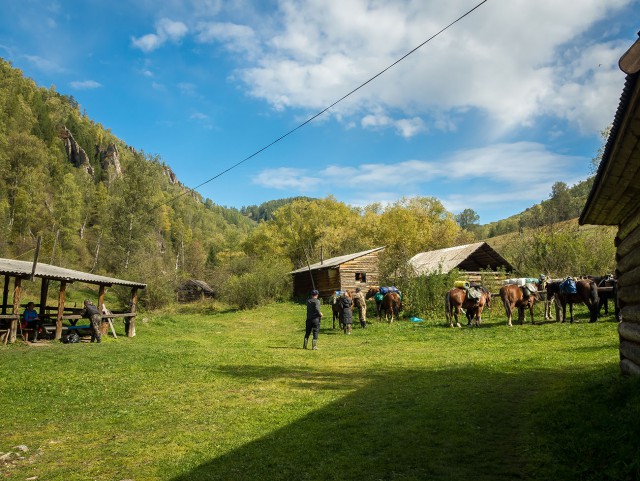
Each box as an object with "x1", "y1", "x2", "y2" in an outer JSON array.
[{"x1": 0, "y1": 258, "x2": 146, "y2": 343}]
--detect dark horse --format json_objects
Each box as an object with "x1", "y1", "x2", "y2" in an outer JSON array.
[
  {"x1": 546, "y1": 279, "x2": 599, "y2": 323},
  {"x1": 445, "y1": 287, "x2": 492, "y2": 328},
  {"x1": 499, "y1": 284, "x2": 538, "y2": 327}
]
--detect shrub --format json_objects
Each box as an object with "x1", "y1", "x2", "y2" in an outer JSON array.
[
  {"x1": 399, "y1": 270, "x2": 461, "y2": 320},
  {"x1": 220, "y1": 257, "x2": 292, "y2": 309}
]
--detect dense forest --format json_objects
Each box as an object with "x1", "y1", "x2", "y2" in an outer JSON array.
[{"x1": 0, "y1": 58, "x2": 616, "y2": 310}]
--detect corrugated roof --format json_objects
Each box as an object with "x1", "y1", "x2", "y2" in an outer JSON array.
[
  {"x1": 408, "y1": 242, "x2": 513, "y2": 275},
  {"x1": 290, "y1": 247, "x2": 385, "y2": 274},
  {"x1": 0, "y1": 258, "x2": 147, "y2": 288},
  {"x1": 581, "y1": 35, "x2": 640, "y2": 226}
]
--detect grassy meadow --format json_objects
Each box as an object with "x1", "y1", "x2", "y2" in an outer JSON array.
[{"x1": 1, "y1": 300, "x2": 639, "y2": 481}]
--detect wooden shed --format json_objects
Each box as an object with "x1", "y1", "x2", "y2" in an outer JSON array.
[
  {"x1": 579, "y1": 34, "x2": 640, "y2": 375},
  {"x1": 176, "y1": 279, "x2": 215, "y2": 302},
  {"x1": 0, "y1": 258, "x2": 146, "y2": 344},
  {"x1": 408, "y1": 242, "x2": 513, "y2": 284},
  {"x1": 290, "y1": 247, "x2": 384, "y2": 299}
]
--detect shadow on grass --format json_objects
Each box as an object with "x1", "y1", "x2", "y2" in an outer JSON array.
[{"x1": 169, "y1": 363, "x2": 636, "y2": 481}]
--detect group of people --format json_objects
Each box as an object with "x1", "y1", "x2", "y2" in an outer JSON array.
[
  {"x1": 20, "y1": 299, "x2": 103, "y2": 343},
  {"x1": 303, "y1": 287, "x2": 367, "y2": 350}
]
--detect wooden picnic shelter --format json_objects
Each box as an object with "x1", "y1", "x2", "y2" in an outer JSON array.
[{"x1": 0, "y1": 258, "x2": 146, "y2": 344}]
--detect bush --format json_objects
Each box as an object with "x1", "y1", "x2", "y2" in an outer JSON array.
[
  {"x1": 399, "y1": 270, "x2": 461, "y2": 320},
  {"x1": 220, "y1": 257, "x2": 292, "y2": 309}
]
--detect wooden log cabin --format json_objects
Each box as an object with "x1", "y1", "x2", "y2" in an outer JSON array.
[
  {"x1": 579, "y1": 33, "x2": 640, "y2": 375},
  {"x1": 0, "y1": 258, "x2": 146, "y2": 344},
  {"x1": 290, "y1": 247, "x2": 384, "y2": 299}
]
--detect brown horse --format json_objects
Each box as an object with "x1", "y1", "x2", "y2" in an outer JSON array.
[
  {"x1": 380, "y1": 292, "x2": 401, "y2": 322},
  {"x1": 546, "y1": 279, "x2": 599, "y2": 323},
  {"x1": 499, "y1": 284, "x2": 537, "y2": 327},
  {"x1": 365, "y1": 286, "x2": 383, "y2": 317},
  {"x1": 445, "y1": 287, "x2": 492, "y2": 328}
]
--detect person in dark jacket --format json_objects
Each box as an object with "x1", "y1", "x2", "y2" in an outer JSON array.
[
  {"x1": 304, "y1": 290, "x2": 323, "y2": 350},
  {"x1": 81, "y1": 299, "x2": 102, "y2": 343},
  {"x1": 340, "y1": 291, "x2": 353, "y2": 334}
]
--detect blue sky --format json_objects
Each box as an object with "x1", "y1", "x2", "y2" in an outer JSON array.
[{"x1": 0, "y1": 0, "x2": 638, "y2": 223}]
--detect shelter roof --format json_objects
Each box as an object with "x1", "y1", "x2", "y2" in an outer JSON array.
[
  {"x1": 289, "y1": 247, "x2": 385, "y2": 274},
  {"x1": 580, "y1": 34, "x2": 640, "y2": 226},
  {"x1": 0, "y1": 258, "x2": 147, "y2": 288},
  {"x1": 178, "y1": 279, "x2": 214, "y2": 294},
  {"x1": 408, "y1": 242, "x2": 513, "y2": 275}
]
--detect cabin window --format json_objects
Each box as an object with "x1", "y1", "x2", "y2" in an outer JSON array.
[{"x1": 355, "y1": 272, "x2": 367, "y2": 283}]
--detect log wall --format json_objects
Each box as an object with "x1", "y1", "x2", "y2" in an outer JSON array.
[
  {"x1": 616, "y1": 205, "x2": 640, "y2": 375},
  {"x1": 292, "y1": 251, "x2": 382, "y2": 299}
]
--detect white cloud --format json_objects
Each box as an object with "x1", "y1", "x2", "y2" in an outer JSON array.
[
  {"x1": 131, "y1": 18, "x2": 188, "y2": 52},
  {"x1": 70, "y1": 80, "x2": 102, "y2": 90},
  {"x1": 190, "y1": 112, "x2": 209, "y2": 120},
  {"x1": 195, "y1": 22, "x2": 258, "y2": 56},
  {"x1": 252, "y1": 167, "x2": 321, "y2": 191},
  {"x1": 214, "y1": 0, "x2": 633, "y2": 137},
  {"x1": 23, "y1": 54, "x2": 64, "y2": 73}
]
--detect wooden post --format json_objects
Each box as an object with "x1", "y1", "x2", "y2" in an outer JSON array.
[
  {"x1": 2, "y1": 275, "x2": 9, "y2": 315},
  {"x1": 98, "y1": 285, "x2": 108, "y2": 336},
  {"x1": 127, "y1": 287, "x2": 138, "y2": 337},
  {"x1": 39, "y1": 278, "x2": 50, "y2": 317},
  {"x1": 55, "y1": 281, "x2": 66, "y2": 340},
  {"x1": 9, "y1": 277, "x2": 22, "y2": 343}
]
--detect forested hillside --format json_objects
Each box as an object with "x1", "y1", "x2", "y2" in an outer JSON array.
[
  {"x1": 0, "y1": 59, "x2": 616, "y2": 310},
  {"x1": 0, "y1": 59, "x2": 255, "y2": 306}
]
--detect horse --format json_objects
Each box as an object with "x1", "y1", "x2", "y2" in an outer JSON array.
[
  {"x1": 593, "y1": 275, "x2": 618, "y2": 319},
  {"x1": 445, "y1": 287, "x2": 492, "y2": 328},
  {"x1": 365, "y1": 286, "x2": 383, "y2": 317},
  {"x1": 546, "y1": 279, "x2": 599, "y2": 323},
  {"x1": 380, "y1": 292, "x2": 402, "y2": 322},
  {"x1": 499, "y1": 284, "x2": 538, "y2": 327}
]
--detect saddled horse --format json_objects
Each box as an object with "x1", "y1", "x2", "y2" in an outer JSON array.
[
  {"x1": 592, "y1": 275, "x2": 619, "y2": 319},
  {"x1": 445, "y1": 287, "x2": 492, "y2": 328},
  {"x1": 546, "y1": 279, "x2": 599, "y2": 323},
  {"x1": 499, "y1": 284, "x2": 538, "y2": 327},
  {"x1": 365, "y1": 286, "x2": 383, "y2": 317},
  {"x1": 380, "y1": 292, "x2": 402, "y2": 322}
]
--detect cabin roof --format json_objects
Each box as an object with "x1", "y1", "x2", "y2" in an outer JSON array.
[
  {"x1": 580, "y1": 34, "x2": 640, "y2": 226},
  {"x1": 289, "y1": 247, "x2": 385, "y2": 274},
  {"x1": 0, "y1": 258, "x2": 147, "y2": 288},
  {"x1": 178, "y1": 279, "x2": 214, "y2": 294},
  {"x1": 408, "y1": 242, "x2": 513, "y2": 275}
]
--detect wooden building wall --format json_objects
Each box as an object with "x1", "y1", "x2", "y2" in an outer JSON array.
[
  {"x1": 338, "y1": 252, "x2": 381, "y2": 293},
  {"x1": 292, "y1": 251, "x2": 382, "y2": 299},
  {"x1": 616, "y1": 209, "x2": 640, "y2": 375}
]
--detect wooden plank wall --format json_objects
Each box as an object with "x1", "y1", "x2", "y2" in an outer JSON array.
[
  {"x1": 293, "y1": 269, "x2": 334, "y2": 299},
  {"x1": 338, "y1": 252, "x2": 381, "y2": 292},
  {"x1": 616, "y1": 207, "x2": 640, "y2": 375}
]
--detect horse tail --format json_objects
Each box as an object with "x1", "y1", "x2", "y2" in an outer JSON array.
[
  {"x1": 445, "y1": 292, "x2": 451, "y2": 323},
  {"x1": 500, "y1": 287, "x2": 511, "y2": 319},
  {"x1": 589, "y1": 281, "x2": 599, "y2": 322}
]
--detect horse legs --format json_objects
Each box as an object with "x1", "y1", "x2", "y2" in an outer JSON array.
[
  {"x1": 529, "y1": 304, "x2": 535, "y2": 325},
  {"x1": 569, "y1": 303, "x2": 574, "y2": 323},
  {"x1": 518, "y1": 306, "x2": 525, "y2": 325},
  {"x1": 453, "y1": 307, "x2": 461, "y2": 328}
]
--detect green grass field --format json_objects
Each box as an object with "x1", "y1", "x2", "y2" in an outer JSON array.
[{"x1": 2, "y1": 301, "x2": 639, "y2": 480}]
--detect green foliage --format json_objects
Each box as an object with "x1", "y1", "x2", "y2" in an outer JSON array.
[
  {"x1": 493, "y1": 222, "x2": 616, "y2": 277},
  {"x1": 240, "y1": 196, "x2": 315, "y2": 221},
  {"x1": 400, "y1": 270, "x2": 461, "y2": 320},
  {"x1": 220, "y1": 257, "x2": 293, "y2": 309}
]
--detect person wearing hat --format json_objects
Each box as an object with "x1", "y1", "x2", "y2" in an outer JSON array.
[
  {"x1": 353, "y1": 287, "x2": 367, "y2": 328},
  {"x1": 304, "y1": 290, "x2": 323, "y2": 350}
]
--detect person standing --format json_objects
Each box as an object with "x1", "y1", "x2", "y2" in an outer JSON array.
[
  {"x1": 353, "y1": 287, "x2": 367, "y2": 328},
  {"x1": 304, "y1": 290, "x2": 323, "y2": 350},
  {"x1": 340, "y1": 291, "x2": 353, "y2": 334},
  {"x1": 81, "y1": 300, "x2": 102, "y2": 343}
]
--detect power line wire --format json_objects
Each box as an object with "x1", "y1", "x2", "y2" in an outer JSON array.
[{"x1": 154, "y1": 0, "x2": 489, "y2": 210}]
